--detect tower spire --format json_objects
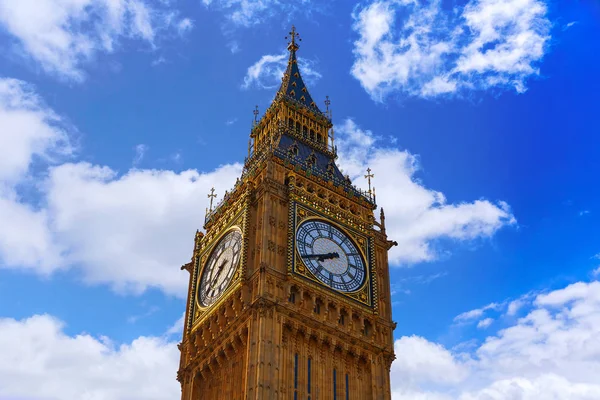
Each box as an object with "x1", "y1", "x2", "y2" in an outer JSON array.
[
  {"x1": 286, "y1": 25, "x2": 301, "y2": 52},
  {"x1": 277, "y1": 25, "x2": 325, "y2": 116}
]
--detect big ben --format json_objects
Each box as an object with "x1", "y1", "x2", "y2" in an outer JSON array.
[{"x1": 177, "y1": 26, "x2": 396, "y2": 399}]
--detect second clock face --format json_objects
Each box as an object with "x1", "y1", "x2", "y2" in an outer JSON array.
[
  {"x1": 296, "y1": 219, "x2": 366, "y2": 292},
  {"x1": 198, "y1": 229, "x2": 242, "y2": 307}
]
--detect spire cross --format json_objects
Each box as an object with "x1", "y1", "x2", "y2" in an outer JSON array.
[
  {"x1": 207, "y1": 187, "x2": 217, "y2": 211},
  {"x1": 364, "y1": 168, "x2": 375, "y2": 195},
  {"x1": 324, "y1": 95, "x2": 331, "y2": 116},
  {"x1": 285, "y1": 25, "x2": 301, "y2": 51},
  {"x1": 253, "y1": 105, "x2": 259, "y2": 125}
]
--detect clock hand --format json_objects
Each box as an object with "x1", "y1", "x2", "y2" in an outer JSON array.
[
  {"x1": 302, "y1": 252, "x2": 340, "y2": 262},
  {"x1": 210, "y1": 259, "x2": 228, "y2": 287}
]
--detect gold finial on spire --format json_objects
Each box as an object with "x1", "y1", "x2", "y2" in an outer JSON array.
[
  {"x1": 365, "y1": 167, "x2": 375, "y2": 196},
  {"x1": 207, "y1": 187, "x2": 217, "y2": 211},
  {"x1": 285, "y1": 25, "x2": 301, "y2": 52},
  {"x1": 253, "y1": 105, "x2": 259, "y2": 125}
]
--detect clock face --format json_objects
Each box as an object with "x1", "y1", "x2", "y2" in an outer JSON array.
[
  {"x1": 198, "y1": 229, "x2": 242, "y2": 307},
  {"x1": 296, "y1": 219, "x2": 366, "y2": 292}
]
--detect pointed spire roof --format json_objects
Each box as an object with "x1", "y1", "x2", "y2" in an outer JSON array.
[{"x1": 277, "y1": 26, "x2": 327, "y2": 117}]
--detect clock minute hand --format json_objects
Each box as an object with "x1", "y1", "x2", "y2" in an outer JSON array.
[{"x1": 302, "y1": 252, "x2": 340, "y2": 262}]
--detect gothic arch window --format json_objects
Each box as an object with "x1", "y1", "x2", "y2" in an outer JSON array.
[
  {"x1": 307, "y1": 357, "x2": 312, "y2": 398},
  {"x1": 333, "y1": 368, "x2": 337, "y2": 399},
  {"x1": 313, "y1": 298, "x2": 322, "y2": 314},
  {"x1": 294, "y1": 353, "x2": 299, "y2": 400},
  {"x1": 345, "y1": 373, "x2": 350, "y2": 400},
  {"x1": 309, "y1": 129, "x2": 315, "y2": 141},
  {"x1": 289, "y1": 285, "x2": 298, "y2": 303},
  {"x1": 364, "y1": 320, "x2": 373, "y2": 337}
]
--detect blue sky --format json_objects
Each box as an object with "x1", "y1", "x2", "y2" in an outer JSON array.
[{"x1": 0, "y1": 0, "x2": 599, "y2": 398}]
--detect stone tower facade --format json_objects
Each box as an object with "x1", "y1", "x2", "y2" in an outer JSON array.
[{"x1": 177, "y1": 27, "x2": 396, "y2": 400}]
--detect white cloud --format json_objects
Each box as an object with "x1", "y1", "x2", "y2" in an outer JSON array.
[
  {"x1": 0, "y1": 0, "x2": 192, "y2": 81},
  {"x1": 391, "y1": 280, "x2": 600, "y2": 399},
  {"x1": 593, "y1": 266, "x2": 600, "y2": 277},
  {"x1": 563, "y1": 21, "x2": 578, "y2": 31},
  {"x1": 0, "y1": 314, "x2": 180, "y2": 400},
  {"x1": 176, "y1": 17, "x2": 194, "y2": 35},
  {"x1": 477, "y1": 317, "x2": 493, "y2": 329},
  {"x1": 392, "y1": 335, "x2": 469, "y2": 387},
  {"x1": 166, "y1": 312, "x2": 185, "y2": 336},
  {"x1": 45, "y1": 161, "x2": 241, "y2": 296},
  {"x1": 454, "y1": 302, "x2": 500, "y2": 322},
  {"x1": 351, "y1": 0, "x2": 551, "y2": 100},
  {"x1": 0, "y1": 78, "x2": 72, "y2": 184},
  {"x1": 507, "y1": 298, "x2": 526, "y2": 316},
  {"x1": 0, "y1": 78, "x2": 70, "y2": 272},
  {"x1": 133, "y1": 143, "x2": 148, "y2": 165},
  {"x1": 202, "y1": 0, "x2": 316, "y2": 28},
  {"x1": 0, "y1": 77, "x2": 242, "y2": 297},
  {"x1": 336, "y1": 119, "x2": 515, "y2": 265},
  {"x1": 242, "y1": 51, "x2": 322, "y2": 90}
]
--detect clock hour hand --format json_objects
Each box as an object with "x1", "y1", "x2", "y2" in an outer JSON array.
[
  {"x1": 210, "y1": 259, "x2": 228, "y2": 286},
  {"x1": 302, "y1": 252, "x2": 340, "y2": 262}
]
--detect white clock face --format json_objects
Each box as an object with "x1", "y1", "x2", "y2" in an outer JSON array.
[
  {"x1": 296, "y1": 219, "x2": 366, "y2": 292},
  {"x1": 198, "y1": 229, "x2": 242, "y2": 307}
]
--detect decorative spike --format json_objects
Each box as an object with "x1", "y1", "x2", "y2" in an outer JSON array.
[
  {"x1": 207, "y1": 187, "x2": 217, "y2": 211},
  {"x1": 364, "y1": 168, "x2": 375, "y2": 197},
  {"x1": 253, "y1": 105, "x2": 259, "y2": 125}
]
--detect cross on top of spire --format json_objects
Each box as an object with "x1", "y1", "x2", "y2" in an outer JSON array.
[{"x1": 286, "y1": 25, "x2": 301, "y2": 52}]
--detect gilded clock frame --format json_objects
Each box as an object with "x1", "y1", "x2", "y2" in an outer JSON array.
[
  {"x1": 289, "y1": 201, "x2": 375, "y2": 308},
  {"x1": 189, "y1": 206, "x2": 249, "y2": 330},
  {"x1": 196, "y1": 226, "x2": 243, "y2": 308}
]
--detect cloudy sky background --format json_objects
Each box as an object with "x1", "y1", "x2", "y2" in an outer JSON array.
[{"x1": 0, "y1": 0, "x2": 599, "y2": 399}]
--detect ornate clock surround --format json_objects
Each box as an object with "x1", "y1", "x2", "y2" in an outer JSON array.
[
  {"x1": 188, "y1": 195, "x2": 250, "y2": 330},
  {"x1": 288, "y1": 201, "x2": 376, "y2": 309}
]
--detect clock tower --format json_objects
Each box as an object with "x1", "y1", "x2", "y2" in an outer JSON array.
[{"x1": 177, "y1": 27, "x2": 396, "y2": 400}]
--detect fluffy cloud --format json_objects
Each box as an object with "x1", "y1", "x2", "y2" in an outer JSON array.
[
  {"x1": 336, "y1": 119, "x2": 515, "y2": 265},
  {"x1": 454, "y1": 302, "x2": 501, "y2": 323},
  {"x1": 0, "y1": 0, "x2": 192, "y2": 81},
  {"x1": 0, "y1": 314, "x2": 180, "y2": 400},
  {"x1": 0, "y1": 78, "x2": 70, "y2": 272},
  {"x1": 351, "y1": 0, "x2": 551, "y2": 100},
  {"x1": 202, "y1": 0, "x2": 316, "y2": 28},
  {"x1": 0, "y1": 77, "x2": 241, "y2": 296},
  {"x1": 391, "y1": 279, "x2": 600, "y2": 399},
  {"x1": 476, "y1": 317, "x2": 493, "y2": 329},
  {"x1": 46, "y1": 161, "x2": 242, "y2": 295},
  {"x1": 0, "y1": 78, "x2": 72, "y2": 184},
  {"x1": 242, "y1": 51, "x2": 322, "y2": 90}
]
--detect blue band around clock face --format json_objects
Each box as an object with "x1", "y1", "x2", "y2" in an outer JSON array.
[{"x1": 296, "y1": 220, "x2": 366, "y2": 292}]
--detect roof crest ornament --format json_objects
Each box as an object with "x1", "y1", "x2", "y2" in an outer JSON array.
[{"x1": 285, "y1": 25, "x2": 301, "y2": 52}]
